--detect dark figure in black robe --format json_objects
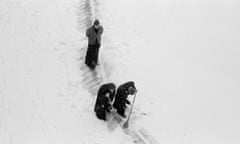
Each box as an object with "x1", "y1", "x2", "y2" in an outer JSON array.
[
  {"x1": 113, "y1": 81, "x2": 137, "y2": 118},
  {"x1": 94, "y1": 83, "x2": 116, "y2": 121},
  {"x1": 85, "y1": 19, "x2": 103, "y2": 70}
]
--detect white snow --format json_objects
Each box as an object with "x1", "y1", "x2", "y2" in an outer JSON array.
[{"x1": 0, "y1": 0, "x2": 240, "y2": 144}]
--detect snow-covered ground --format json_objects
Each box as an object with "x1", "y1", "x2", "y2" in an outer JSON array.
[{"x1": 0, "y1": 0, "x2": 240, "y2": 144}]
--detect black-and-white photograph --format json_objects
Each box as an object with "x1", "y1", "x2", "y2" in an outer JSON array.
[{"x1": 0, "y1": 0, "x2": 239, "y2": 144}]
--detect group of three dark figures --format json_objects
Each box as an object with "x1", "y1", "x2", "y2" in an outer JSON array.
[{"x1": 85, "y1": 20, "x2": 137, "y2": 121}]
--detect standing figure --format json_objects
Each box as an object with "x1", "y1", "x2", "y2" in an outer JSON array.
[
  {"x1": 85, "y1": 19, "x2": 103, "y2": 70},
  {"x1": 113, "y1": 81, "x2": 137, "y2": 118},
  {"x1": 94, "y1": 83, "x2": 116, "y2": 121}
]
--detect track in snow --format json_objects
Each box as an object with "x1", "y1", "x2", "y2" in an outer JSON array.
[
  {"x1": 78, "y1": 1, "x2": 159, "y2": 144},
  {"x1": 77, "y1": 0, "x2": 104, "y2": 96},
  {"x1": 107, "y1": 111, "x2": 160, "y2": 144},
  {"x1": 79, "y1": 46, "x2": 104, "y2": 96}
]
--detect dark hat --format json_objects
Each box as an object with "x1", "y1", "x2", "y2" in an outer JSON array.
[
  {"x1": 120, "y1": 81, "x2": 136, "y2": 90},
  {"x1": 126, "y1": 81, "x2": 135, "y2": 88},
  {"x1": 94, "y1": 19, "x2": 100, "y2": 26},
  {"x1": 123, "y1": 81, "x2": 136, "y2": 95},
  {"x1": 98, "y1": 83, "x2": 116, "y2": 95}
]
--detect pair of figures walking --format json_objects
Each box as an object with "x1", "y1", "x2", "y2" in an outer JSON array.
[
  {"x1": 94, "y1": 81, "x2": 137, "y2": 121},
  {"x1": 85, "y1": 19, "x2": 103, "y2": 70}
]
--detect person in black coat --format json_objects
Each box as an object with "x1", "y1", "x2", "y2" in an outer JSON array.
[
  {"x1": 85, "y1": 19, "x2": 104, "y2": 70},
  {"x1": 94, "y1": 83, "x2": 116, "y2": 121},
  {"x1": 113, "y1": 81, "x2": 137, "y2": 118}
]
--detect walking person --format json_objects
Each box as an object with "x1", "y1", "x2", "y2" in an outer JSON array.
[{"x1": 85, "y1": 19, "x2": 103, "y2": 70}]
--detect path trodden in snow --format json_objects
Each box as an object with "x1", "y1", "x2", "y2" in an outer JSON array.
[
  {"x1": 107, "y1": 111, "x2": 160, "y2": 144},
  {"x1": 78, "y1": 1, "x2": 160, "y2": 144},
  {"x1": 79, "y1": 45, "x2": 104, "y2": 96}
]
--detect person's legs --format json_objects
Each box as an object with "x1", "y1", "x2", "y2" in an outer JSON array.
[
  {"x1": 95, "y1": 109, "x2": 106, "y2": 121},
  {"x1": 85, "y1": 44, "x2": 96, "y2": 69},
  {"x1": 117, "y1": 108, "x2": 126, "y2": 118},
  {"x1": 115, "y1": 102, "x2": 127, "y2": 118},
  {"x1": 85, "y1": 45, "x2": 90, "y2": 65},
  {"x1": 85, "y1": 44, "x2": 92, "y2": 65},
  {"x1": 96, "y1": 113, "x2": 106, "y2": 121},
  {"x1": 95, "y1": 43, "x2": 100, "y2": 65}
]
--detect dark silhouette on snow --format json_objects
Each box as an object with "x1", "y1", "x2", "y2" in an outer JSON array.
[
  {"x1": 94, "y1": 83, "x2": 116, "y2": 121},
  {"x1": 85, "y1": 19, "x2": 103, "y2": 70},
  {"x1": 113, "y1": 81, "x2": 137, "y2": 118}
]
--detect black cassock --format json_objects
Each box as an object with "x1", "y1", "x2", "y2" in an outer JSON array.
[
  {"x1": 113, "y1": 81, "x2": 136, "y2": 118},
  {"x1": 85, "y1": 43, "x2": 100, "y2": 70},
  {"x1": 94, "y1": 83, "x2": 116, "y2": 120}
]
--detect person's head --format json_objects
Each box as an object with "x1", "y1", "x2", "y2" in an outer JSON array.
[
  {"x1": 93, "y1": 19, "x2": 100, "y2": 29},
  {"x1": 107, "y1": 83, "x2": 116, "y2": 94},
  {"x1": 128, "y1": 86, "x2": 137, "y2": 95}
]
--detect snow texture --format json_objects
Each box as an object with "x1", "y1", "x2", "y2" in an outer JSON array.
[{"x1": 0, "y1": 0, "x2": 240, "y2": 144}]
